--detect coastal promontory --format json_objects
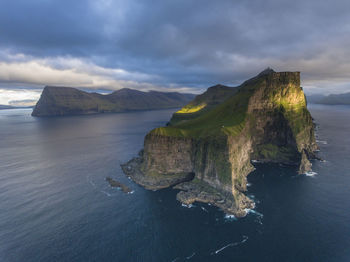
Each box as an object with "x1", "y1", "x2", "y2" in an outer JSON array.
[{"x1": 122, "y1": 69, "x2": 318, "y2": 217}]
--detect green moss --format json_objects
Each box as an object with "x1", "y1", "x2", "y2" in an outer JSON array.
[{"x1": 255, "y1": 143, "x2": 298, "y2": 162}]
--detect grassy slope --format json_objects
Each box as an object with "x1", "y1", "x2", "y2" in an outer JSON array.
[
  {"x1": 152, "y1": 71, "x2": 313, "y2": 156},
  {"x1": 153, "y1": 79, "x2": 262, "y2": 138},
  {"x1": 169, "y1": 84, "x2": 238, "y2": 125}
]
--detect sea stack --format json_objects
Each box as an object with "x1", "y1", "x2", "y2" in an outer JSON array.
[{"x1": 122, "y1": 69, "x2": 318, "y2": 217}]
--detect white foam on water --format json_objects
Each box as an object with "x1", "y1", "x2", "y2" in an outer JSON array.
[
  {"x1": 305, "y1": 171, "x2": 317, "y2": 177},
  {"x1": 248, "y1": 194, "x2": 255, "y2": 199},
  {"x1": 316, "y1": 140, "x2": 328, "y2": 145},
  {"x1": 212, "y1": 235, "x2": 249, "y2": 255},
  {"x1": 224, "y1": 214, "x2": 237, "y2": 221},
  {"x1": 182, "y1": 203, "x2": 195, "y2": 208},
  {"x1": 246, "y1": 182, "x2": 252, "y2": 187},
  {"x1": 127, "y1": 190, "x2": 135, "y2": 194},
  {"x1": 251, "y1": 160, "x2": 260, "y2": 163},
  {"x1": 245, "y1": 208, "x2": 263, "y2": 218},
  {"x1": 171, "y1": 258, "x2": 179, "y2": 262},
  {"x1": 201, "y1": 207, "x2": 209, "y2": 213},
  {"x1": 186, "y1": 252, "x2": 196, "y2": 259}
]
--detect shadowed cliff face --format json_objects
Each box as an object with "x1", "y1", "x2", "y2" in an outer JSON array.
[
  {"x1": 122, "y1": 70, "x2": 317, "y2": 217},
  {"x1": 32, "y1": 86, "x2": 195, "y2": 116}
]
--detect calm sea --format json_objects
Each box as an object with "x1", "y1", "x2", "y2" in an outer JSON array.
[{"x1": 0, "y1": 105, "x2": 349, "y2": 262}]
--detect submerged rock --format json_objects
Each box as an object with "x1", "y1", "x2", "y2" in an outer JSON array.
[
  {"x1": 105, "y1": 177, "x2": 132, "y2": 193},
  {"x1": 122, "y1": 69, "x2": 318, "y2": 217}
]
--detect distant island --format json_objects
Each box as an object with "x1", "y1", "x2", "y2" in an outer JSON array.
[
  {"x1": 32, "y1": 86, "x2": 195, "y2": 116},
  {"x1": 310, "y1": 92, "x2": 350, "y2": 105},
  {"x1": 0, "y1": 105, "x2": 16, "y2": 110},
  {"x1": 122, "y1": 69, "x2": 318, "y2": 217},
  {"x1": 0, "y1": 105, "x2": 33, "y2": 110}
]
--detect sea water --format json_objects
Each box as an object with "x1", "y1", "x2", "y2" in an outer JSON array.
[{"x1": 0, "y1": 105, "x2": 349, "y2": 261}]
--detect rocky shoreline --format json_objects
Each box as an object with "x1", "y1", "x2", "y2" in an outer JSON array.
[
  {"x1": 174, "y1": 180, "x2": 254, "y2": 217},
  {"x1": 121, "y1": 155, "x2": 253, "y2": 217},
  {"x1": 121, "y1": 156, "x2": 194, "y2": 190}
]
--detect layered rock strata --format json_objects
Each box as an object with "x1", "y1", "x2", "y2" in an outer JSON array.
[{"x1": 122, "y1": 69, "x2": 318, "y2": 217}]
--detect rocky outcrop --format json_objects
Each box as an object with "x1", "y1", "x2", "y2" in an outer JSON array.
[
  {"x1": 122, "y1": 69, "x2": 318, "y2": 217},
  {"x1": 32, "y1": 86, "x2": 194, "y2": 116},
  {"x1": 105, "y1": 177, "x2": 133, "y2": 193}
]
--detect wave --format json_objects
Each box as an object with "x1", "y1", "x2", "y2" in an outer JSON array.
[
  {"x1": 248, "y1": 194, "x2": 255, "y2": 199},
  {"x1": 224, "y1": 214, "x2": 237, "y2": 221},
  {"x1": 245, "y1": 208, "x2": 263, "y2": 225},
  {"x1": 201, "y1": 206, "x2": 209, "y2": 213},
  {"x1": 245, "y1": 208, "x2": 263, "y2": 217},
  {"x1": 305, "y1": 171, "x2": 317, "y2": 177},
  {"x1": 182, "y1": 203, "x2": 195, "y2": 208},
  {"x1": 186, "y1": 252, "x2": 196, "y2": 259},
  {"x1": 316, "y1": 140, "x2": 328, "y2": 145},
  {"x1": 212, "y1": 235, "x2": 248, "y2": 255}
]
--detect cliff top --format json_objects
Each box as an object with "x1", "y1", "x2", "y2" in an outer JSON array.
[{"x1": 153, "y1": 70, "x2": 304, "y2": 138}]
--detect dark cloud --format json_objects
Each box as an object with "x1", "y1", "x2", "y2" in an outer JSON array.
[{"x1": 0, "y1": 0, "x2": 350, "y2": 95}]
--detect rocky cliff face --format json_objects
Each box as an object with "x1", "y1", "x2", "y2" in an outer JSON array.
[
  {"x1": 32, "y1": 86, "x2": 195, "y2": 116},
  {"x1": 122, "y1": 69, "x2": 318, "y2": 217}
]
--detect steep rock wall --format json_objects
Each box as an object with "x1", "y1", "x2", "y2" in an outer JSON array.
[{"x1": 123, "y1": 70, "x2": 318, "y2": 217}]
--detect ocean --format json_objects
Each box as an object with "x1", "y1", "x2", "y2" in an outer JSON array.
[{"x1": 0, "y1": 105, "x2": 349, "y2": 261}]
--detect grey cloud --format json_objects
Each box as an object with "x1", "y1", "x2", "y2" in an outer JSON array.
[{"x1": 0, "y1": 0, "x2": 350, "y2": 94}]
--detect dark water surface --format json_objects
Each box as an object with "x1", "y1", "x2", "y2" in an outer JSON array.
[{"x1": 0, "y1": 105, "x2": 349, "y2": 262}]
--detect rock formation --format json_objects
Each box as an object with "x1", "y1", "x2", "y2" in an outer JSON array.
[
  {"x1": 122, "y1": 69, "x2": 318, "y2": 217},
  {"x1": 32, "y1": 86, "x2": 195, "y2": 116}
]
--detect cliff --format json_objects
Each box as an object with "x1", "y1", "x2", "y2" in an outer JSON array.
[
  {"x1": 32, "y1": 86, "x2": 195, "y2": 116},
  {"x1": 122, "y1": 69, "x2": 318, "y2": 217}
]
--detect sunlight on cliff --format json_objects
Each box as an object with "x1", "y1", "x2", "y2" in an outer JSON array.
[{"x1": 176, "y1": 103, "x2": 206, "y2": 114}]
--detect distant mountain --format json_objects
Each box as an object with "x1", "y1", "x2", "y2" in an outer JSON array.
[
  {"x1": 306, "y1": 94, "x2": 326, "y2": 104},
  {"x1": 0, "y1": 105, "x2": 15, "y2": 110},
  {"x1": 315, "y1": 92, "x2": 350, "y2": 105},
  {"x1": 32, "y1": 86, "x2": 195, "y2": 116},
  {"x1": 0, "y1": 105, "x2": 33, "y2": 110}
]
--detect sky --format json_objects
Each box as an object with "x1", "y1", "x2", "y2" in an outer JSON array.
[{"x1": 1, "y1": 0, "x2": 350, "y2": 104}]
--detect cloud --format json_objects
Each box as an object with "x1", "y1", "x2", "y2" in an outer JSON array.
[
  {"x1": 0, "y1": 0, "x2": 350, "y2": 103},
  {"x1": 0, "y1": 89, "x2": 41, "y2": 105}
]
